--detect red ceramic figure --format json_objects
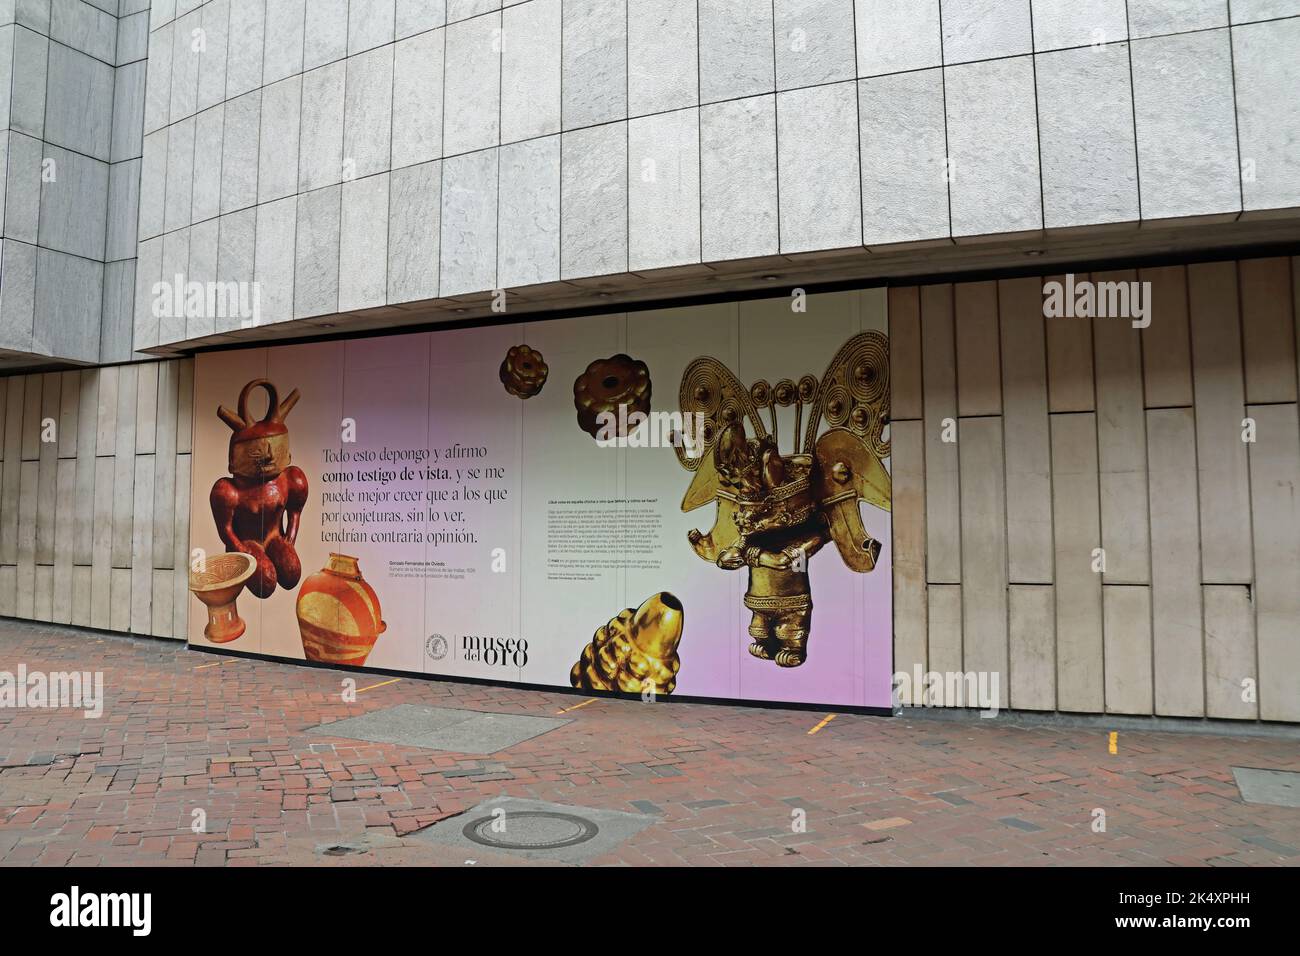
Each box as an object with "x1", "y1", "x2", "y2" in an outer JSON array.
[{"x1": 210, "y1": 379, "x2": 309, "y2": 599}]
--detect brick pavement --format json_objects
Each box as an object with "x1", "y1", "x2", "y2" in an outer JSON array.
[{"x1": 1, "y1": 620, "x2": 1297, "y2": 867}]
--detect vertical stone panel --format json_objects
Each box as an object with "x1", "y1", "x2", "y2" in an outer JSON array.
[
  {"x1": 891, "y1": 420, "x2": 927, "y2": 698},
  {"x1": 1008, "y1": 584, "x2": 1055, "y2": 711},
  {"x1": 1203, "y1": 584, "x2": 1257, "y2": 720},
  {"x1": 1247, "y1": 403, "x2": 1300, "y2": 722},
  {"x1": 921, "y1": 283, "x2": 960, "y2": 583},
  {"x1": 958, "y1": 417, "x2": 1008, "y2": 707},
  {"x1": 1188, "y1": 261, "x2": 1253, "y2": 583},
  {"x1": 999, "y1": 276, "x2": 1053, "y2": 583},
  {"x1": 1050, "y1": 412, "x2": 1104, "y2": 713},
  {"x1": 1146, "y1": 407, "x2": 1205, "y2": 716}
]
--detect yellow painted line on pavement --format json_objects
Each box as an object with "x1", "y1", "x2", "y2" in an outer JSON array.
[
  {"x1": 194, "y1": 659, "x2": 238, "y2": 670},
  {"x1": 1108, "y1": 731, "x2": 1118, "y2": 755},
  {"x1": 557, "y1": 698, "x2": 598, "y2": 714},
  {"x1": 807, "y1": 714, "x2": 837, "y2": 735},
  {"x1": 356, "y1": 678, "x2": 403, "y2": 693}
]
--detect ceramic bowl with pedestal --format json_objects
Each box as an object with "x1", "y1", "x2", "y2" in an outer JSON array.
[{"x1": 189, "y1": 552, "x2": 257, "y2": 644}]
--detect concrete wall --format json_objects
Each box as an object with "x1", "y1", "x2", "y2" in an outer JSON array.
[
  {"x1": 135, "y1": 0, "x2": 1300, "y2": 352},
  {"x1": 0, "y1": 356, "x2": 193, "y2": 638},
  {"x1": 0, "y1": 0, "x2": 151, "y2": 366},
  {"x1": 890, "y1": 255, "x2": 1300, "y2": 722}
]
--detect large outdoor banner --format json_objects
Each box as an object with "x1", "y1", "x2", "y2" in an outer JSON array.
[{"x1": 187, "y1": 290, "x2": 894, "y2": 709}]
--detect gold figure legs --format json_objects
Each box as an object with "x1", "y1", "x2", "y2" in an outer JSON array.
[{"x1": 744, "y1": 566, "x2": 814, "y2": 667}]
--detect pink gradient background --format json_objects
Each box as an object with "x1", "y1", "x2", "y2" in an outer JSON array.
[{"x1": 189, "y1": 292, "x2": 893, "y2": 709}]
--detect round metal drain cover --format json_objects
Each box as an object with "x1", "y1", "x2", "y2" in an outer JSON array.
[{"x1": 462, "y1": 811, "x2": 599, "y2": 850}]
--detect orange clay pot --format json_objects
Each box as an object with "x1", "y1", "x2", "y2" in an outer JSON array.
[{"x1": 296, "y1": 554, "x2": 387, "y2": 666}]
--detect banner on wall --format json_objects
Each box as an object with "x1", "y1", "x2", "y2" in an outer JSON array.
[{"x1": 187, "y1": 291, "x2": 894, "y2": 709}]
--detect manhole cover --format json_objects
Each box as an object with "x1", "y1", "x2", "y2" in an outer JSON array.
[{"x1": 463, "y1": 811, "x2": 599, "y2": 850}]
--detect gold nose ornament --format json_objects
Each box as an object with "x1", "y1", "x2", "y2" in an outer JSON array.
[{"x1": 570, "y1": 593, "x2": 685, "y2": 695}]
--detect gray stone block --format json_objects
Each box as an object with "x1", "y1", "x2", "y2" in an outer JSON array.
[
  {"x1": 100, "y1": 259, "x2": 137, "y2": 363},
  {"x1": 137, "y1": 127, "x2": 168, "y2": 241},
  {"x1": 10, "y1": 26, "x2": 48, "y2": 138},
  {"x1": 169, "y1": 8, "x2": 201, "y2": 121},
  {"x1": 40, "y1": 146, "x2": 109, "y2": 261},
  {"x1": 258, "y1": 75, "x2": 303, "y2": 204},
  {"x1": 561, "y1": 122, "x2": 627, "y2": 278},
  {"x1": 1232, "y1": 767, "x2": 1300, "y2": 807},
  {"x1": 186, "y1": 216, "x2": 219, "y2": 338},
  {"x1": 107, "y1": 160, "x2": 143, "y2": 262},
  {"x1": 1036, "y1": 43, "x2": 1139, "y2": 228},
  {"x1": 859, "y1": 69, "x2": 950, "y2": 246},
  {"x1": 1231, "y1": 0, "x2": 1300, "y2": 23},
  {"x1": 225, "y1": 0, "x2": 265, "y2": 98},
  {"x1": 51, "y1": 0, "x2": 116, "y2": 63},
  {"x1": 307, "y1": 704, "x2": 570, "y2": 755},
  {"x1": 562, "y1": 0, "x2": 626, "y2": 128},
  {"x1": 4, "y1": 131, "x2": 42, "y2": 244},
  {"x1": 338, "y1": 173, "x2": 389, "y2": 310},
  {"x1": 45, "y1": 44, "x2": 114, "y2": 161},
  {"x1": 343, "y1": 44, "x2": 393, "y2": 179},
  {"x1": 628, "y1": 0, "x2": 697, "y2": 116},
  {"x1": 294, "y1": 184, "x2": 341, "y2": 318},
  {"x1": 197, "y1": 0, "x2": 230, "y2": 110},
  {"x1": 1127, "y1": 0, "x2": 1227, "y2": 38},
  {"x1": 700, "y1": 95, "x2": 779, "y2": 261},
  {"x1": 220, "y1": 90, "x2": 261, "y2": 214},
  {"x1": 305, "y1": 0, "x2": 349, "y2": 71},
  {"x1": 215, "y1": 208, "x2": 255, "y2": 332},
  {"x1": 254, "y1": 196, "x2": 297, "y2": 326},
  {"x1": 942, "y1": 0, "x2": 1033, "y2": 63},
  {"x1": 777, "y1": 81, "x2": 862, "y2": 253},
  {"x1": 110, "y1": 60, "x2": 146, "y2": 163},
  {"x1": 144, "y1": 23, "x2": 172, "y2": 134},
  {"x1": 159, "y1": 227, "x2": 190, "y2": 342},
  {"x1": 388, "y1": 160, "x2": 441, "y2": 302},
  {"x1": 448, "y1": 0, "x2": 499, "y2": 22},
  {"x1": 133, "y1": 235, "x2": 162, "y2": 348},
  {"x1": 774, "y1": 0, "x2": 857, "y2": 90},
  {"x1": 299, "y1": 61, "x2": 346, "y2": 191},
  {"x1": 191, "y1": 104, "x2": 224, "y2": 224},
  {"x1": 1031, "y1": 0, "x2": 1128, "y2": 51},
  {"x1": 264, "y1": 0, "x2": 305, "y2": 85},
  {"x1": 1233, "y1": 18, "x2": 1300, "y2": 213},
  {"x1": 501, "y1": 0, "x2": 561, "y2": 143},
  {"x1": 116, "y1": 9, "x2": 149, "y2": 65},
  {"x1": 397, "y1": 0, "x2": 447, "y2": 39},
  {"x1": 163, "y1": 114, "x2": 195, "y2": 233},
  {"x1": 444, "y1": 12, "x2": 500, "y2": 156},
  {"x1": 33, "y1": 249, "x2": 102, "y2": 362},
  {"x1": 440, "y1": 150, "x2": 497, "y2": 296},
  {"x1": 497, "y1": 137, "x2": 559, "y2": 288},
  {"x1": 1131, "y1": 29, "x2": 1240, "y2": 219},
  {"x1": 698, "y1": 0, "x2": 774, "y2": 103},
  {"x1": 628, "y1": 108, "x2": 700, "y2": 271},
  {"x1": 392, "y1": 29, "x2": 444, "y2": 168},
  {"x1": 945, "y1": 56, "x2": 1042, "y2": 236},
  {"x1": 854, "y1": 0, "x2": 942, "y2": 76},
  {"x1": 348, "y1": 0, "x2": 394, "y2": 54},
  {"x1": 0, "y1": 240, "x2": 37, "y2": 352}
]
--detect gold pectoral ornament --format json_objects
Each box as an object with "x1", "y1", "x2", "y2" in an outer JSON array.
[{"x1": 676, "y1": 332, "x2": 891, "y2": 668}]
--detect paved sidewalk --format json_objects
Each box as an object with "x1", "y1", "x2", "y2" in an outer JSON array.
[{"x1": 0, "y1": 620, "x2": 1297, "y2": 867}]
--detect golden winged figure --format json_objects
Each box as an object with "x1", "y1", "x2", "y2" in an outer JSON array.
[{"x1": 675, "y1": 331, "x2": 891, "y2": 668}]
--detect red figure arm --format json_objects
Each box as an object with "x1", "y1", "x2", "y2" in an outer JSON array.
[
  {"x1": 210, "y1": 478, "x2": 243, "y2": 551},
  {"x1": 282, "y1": 465, "x2": 308, "y2": 545}
]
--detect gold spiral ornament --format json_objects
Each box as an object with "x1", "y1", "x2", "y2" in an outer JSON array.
[
  {"x1": 848, "y1": 331, "x2": 889, "y2": 406},
  {"x1": 824, "y1": 384, "x2": 851, "y2": 427},
  {"x1": 750, "y1": 379, "x2": 772, "y2": 408}
]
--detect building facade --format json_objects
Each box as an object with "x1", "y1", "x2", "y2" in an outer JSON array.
[{"x1": 0, "y1": 0, "x2": 1298, "y2": 719}]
